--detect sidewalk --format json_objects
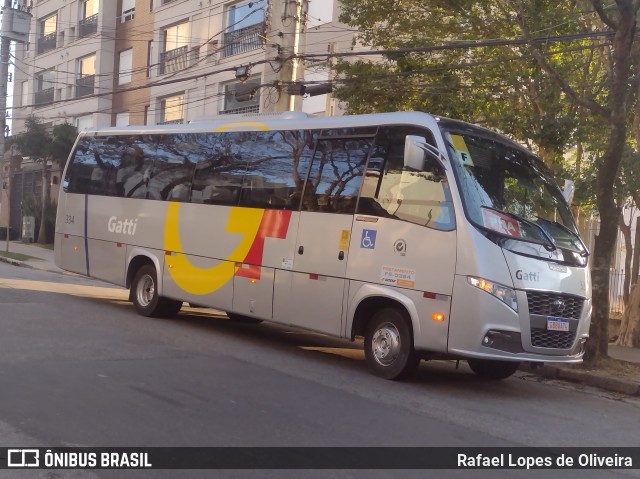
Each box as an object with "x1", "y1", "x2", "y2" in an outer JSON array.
[
  {"x1": 0, "y1": 240, "x2": 64, "y2": 274},
  {"x1": 0, "y1": 240, "x2": 639, "y2": 395}
]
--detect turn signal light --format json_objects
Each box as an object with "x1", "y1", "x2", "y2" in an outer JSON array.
[{"x1": 432, "y1": 313, "x2": 445, "y2": 322}]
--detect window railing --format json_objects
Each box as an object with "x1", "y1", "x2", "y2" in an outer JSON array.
[
  {"x1": 78, "y1": 13, "x2": 98, "y2": 38},
  {"x1": 220, "y1": 104, "x2": 260, "y2": 115},
  {"x1": 34, "y1": 87, "x2": 54, "y2": 106},
  {"x1": 159, "y1": 45, "x2": 188, "y2": 74},
  {"x1": 76, "y1": 74, "x2": 95, "y2": 97},
  {"x1": 222, "y1": 22, "x2": 264, "y2": 58},
  {"x1": 158, "y1": 118, "x2": 184, "y2": 125},
  {"x1": 37, "y1": 32, "x2": 57, "y2": 55}
]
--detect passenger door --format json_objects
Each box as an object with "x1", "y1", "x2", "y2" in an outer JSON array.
[{"x1": 286, "y1": 134, "x2": 373, "y2": 336}]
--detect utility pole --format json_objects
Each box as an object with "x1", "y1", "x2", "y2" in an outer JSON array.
[
  {"x1": 1, "y1": 0, "x2": 12, "y2": 252},
  {"x1": 0, "y1": 1, "x2": 30, "y2": 251},
  {"x1": 263, "y1": 0, "x2": 306, "y2": 113},
  {"x1": 287, "y1": 0, "x2": 303, "y2": 112}
]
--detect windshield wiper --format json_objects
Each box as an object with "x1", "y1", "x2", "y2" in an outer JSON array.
[
  {"x1": 481, "y1": 206, "x2": 557, "y2": 252},
  {"x1": 534, "y1": 216, "x2": 590, "y2": 257}
]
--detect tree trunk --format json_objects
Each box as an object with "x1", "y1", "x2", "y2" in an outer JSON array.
[
  {"x1": 616, "y1": 282, "x2": 640, "y2": 347},
  {"x1": 632, "y1": 215, "x2": 640, "y2": 288},
  {"x1": 619, "y1": 211, "x2": 633, "y2": 306},
  {"x1": 584, "y1": 0, "x2": 637, "y2": 364},
  {"x1": 37, "y1": 165, "x2": 48, "y2": 244},
  {"x1": 586, "y1": 212, "x2": 620, "y2": 363}
]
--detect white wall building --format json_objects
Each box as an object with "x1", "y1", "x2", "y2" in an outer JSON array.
[{"x1": 10, "y1": 0, "x2": 358, "y2": 132}]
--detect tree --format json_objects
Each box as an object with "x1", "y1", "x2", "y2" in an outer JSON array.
[
  {"x1": 10, "y1": 116, "x2": 77, "y2": 243},
  {"x1": 335, "y1": 0, "x2": 640, "y2": 363}
]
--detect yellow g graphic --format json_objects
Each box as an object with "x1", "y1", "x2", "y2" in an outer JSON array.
[{"x1": 164, "y1": 203, "x2": 263, "y2": 295}]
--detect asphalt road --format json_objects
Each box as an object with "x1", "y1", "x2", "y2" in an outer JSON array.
[{"x1": 0, "y1": 262, "x2": 638, "y2": 479}]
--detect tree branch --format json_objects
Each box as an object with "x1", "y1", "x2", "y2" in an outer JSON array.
[
  {"x1": 515, "y1": 1, "x2": 611, "y2": 119},
  {"x1": 592, "y1": 0, "x2": 618, "y2": 29}
]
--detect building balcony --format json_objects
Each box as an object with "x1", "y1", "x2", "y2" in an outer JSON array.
[
  {"x1": 157, "y1": 118, "x2": 184, "y2": 125},
  {"x1": 159, "y1": 45, "x2": 189, "y2": 75},
  {"x1": 220, "y1": 104, "x2": 260, "y2": 115},
  {"x1": 76, "y1": 75, "x2": 95, "y2": 98},
  {"x1": 78, "y1": 13, "x2": 98, "y2": 38},
  {"x1": 222, "y1": 23, "x2": 264, "y2": 58},
  {"x1": 37, "y1": 32, "x2": 57, "y2": 55},
  {"x1": 34, "y1": 88, "x2": 54, "y2": 107}
]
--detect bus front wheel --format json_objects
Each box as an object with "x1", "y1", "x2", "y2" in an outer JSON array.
[
  {"x1": 364, "y1": 308, "x2": 420, "y2": 380},
  {"x1": 132, "y1": 265, "x2": 182, "y2": 318},
  {"x1": 467, "y1": 359, "x2": 520, "y2": 380}
]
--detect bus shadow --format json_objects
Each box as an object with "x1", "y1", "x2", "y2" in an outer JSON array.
[{"x1": 95, "y1": 298, "x2": 530, "y2": 395}]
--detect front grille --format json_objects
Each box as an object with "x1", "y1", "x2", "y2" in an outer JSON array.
[
  {"x1": 531, "y1": 328, "x2": 576, "y2": 349},
  {"x1": 526, "y1": 292, "x2": 584, "y2": 319}
]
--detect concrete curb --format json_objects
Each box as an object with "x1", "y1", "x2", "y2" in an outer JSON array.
[
  {"x1": 522, "y1": 364, "x2": 640, "y2": 397},
  {"x1": 0, "y1": 254, "x2": 68, "y2": 275}
]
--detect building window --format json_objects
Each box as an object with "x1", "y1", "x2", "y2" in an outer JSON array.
[
  {"x1": 76, "y1": 115, "x2": 93, "y2": 130},
  {"x1": 206, "y1": 40, "x2": 219, "y2": 64},
  {"x1": 79, "y1": 0, "x2": 99, "y2": 38},
  {"x1": 223, "y1": 0, "x2": 265, "y2": 58},
  {"x1": 221, "y1": 76, "x2": 260, "y2": 114},
  {"x1": 122, "y1": 0, "x2": 136, "y2": 22},
  {"x1": 160, "y1": 22, "x2": 189, "y2": 74},
  {"x1": 37, "y1": 14, "x2": 57, "y2": 54},
  {"x1": 115, "y1": 112, "x2": 130, "y2": 126},
  {"x1": 159, "y1": 93, "x2": 184, "y2": 124},
  {"x1": 35, "y1": 70, "x2": 55, "y2": 106},
  {"x1": 118, "y1": 49, "x2": 133, "y2": 85},
  {"x1": 76, "y1": 54, "x2": 96, "y2": 97}
]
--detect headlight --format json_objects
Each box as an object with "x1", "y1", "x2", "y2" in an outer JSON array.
[{"x1": 467, "y1": 276, "x2": 518, "y2": 312}]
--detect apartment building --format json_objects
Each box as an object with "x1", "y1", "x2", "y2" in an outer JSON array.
[
  {"x1": 2, "y1": 0, "x2": 356, "y2": 239},
  {"x1": 11, "y1": 0, "x2": 355, "y2": 132}
]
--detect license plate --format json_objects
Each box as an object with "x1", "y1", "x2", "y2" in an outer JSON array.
[{"x1": 547, "y1": 317, "x2": 569, "y2": 332}]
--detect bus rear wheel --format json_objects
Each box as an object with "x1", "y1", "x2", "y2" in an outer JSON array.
[
  {"x1": 364, "y1": 308, "x2": 420, "y2": 380},
  {"x1": 132, "y1": 265, "x2": 182, "y2": 318},
  {"x1": 467, "y1": 359, "x2": 520, "y2": 380}
]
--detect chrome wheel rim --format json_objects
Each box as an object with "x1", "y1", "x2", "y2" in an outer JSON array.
[
  {"x1": 371, "y1": 322, "x2": 401, "y2": 366},
  {"x1": 136, "y1": 274, "x2": 155, "y2": 307}
]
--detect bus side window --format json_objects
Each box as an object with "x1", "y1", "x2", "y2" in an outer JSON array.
[
  {"x1": 357, "y1": 126, "x2": 455, "y2": 230},
  {"x1": 301, "y1": 136, "x2": 370, "y2": 214},
  {"x1": 148, "y1": 134, "x2": 199, "y2": 202},
  {"x1": 65, "y1": 136, "x2": 120, "y2": 196},
  {"x1": 238, "y1": 130, "x2": 315, "y2": 210},
  {"x1": 190, "y1": 132, "x2": 244, "y2": 206},
  {"x1": 114, "y1": 136, "x2": 155, "y2": 199}
]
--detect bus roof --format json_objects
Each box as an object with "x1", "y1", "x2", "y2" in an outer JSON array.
[{"x1": 78, "y1": 111, "x2": 443, "y2": 137}]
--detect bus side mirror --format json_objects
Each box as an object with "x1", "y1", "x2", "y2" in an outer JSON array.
[
  {"x1": 404, "y1": 135, "x2": 445, "y2": 171},
  {"x1": 562, "y1": 179, "x2": 575, "y2": 206}
]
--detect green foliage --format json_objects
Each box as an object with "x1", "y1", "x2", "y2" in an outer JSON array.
[
  {"x1": 50, "y1": 122, "x2": 79, "y2": 166},
  {"x1": 335, "y1": 0, "x2": 611, "y2": 171},
  {"x1": 10, "y1": 115, "x2": 78, "y2": 167}
]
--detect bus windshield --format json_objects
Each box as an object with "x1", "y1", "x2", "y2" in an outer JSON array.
[{"x1": 441, "y1": 122, "x2": 586, "y2": 259}]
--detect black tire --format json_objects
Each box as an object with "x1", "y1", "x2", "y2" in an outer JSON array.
[
  {"x1": 158, "y1": 297, "x2": 183, "y2": 318},
  {"x1": 226, "y1": 312, "x2": 263, "y2": 324},
  {"x1": 467, "y1": 359, "x2": 520, "y2": 380},
  {"x1": 131, "y1": 265, "x2": 182, "y2": 318},
  {"x1": 364, "y1": 307, "x2": 420, "y2": 380}
]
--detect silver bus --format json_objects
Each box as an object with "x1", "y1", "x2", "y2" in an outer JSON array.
[{"x1": 55, "y1": 111, "x2": 591, "y2": 380}]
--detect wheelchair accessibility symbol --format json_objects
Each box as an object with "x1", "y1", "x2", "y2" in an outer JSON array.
[{"x1": 361, "y1": 229, "x2": 377, "y2": 249}]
